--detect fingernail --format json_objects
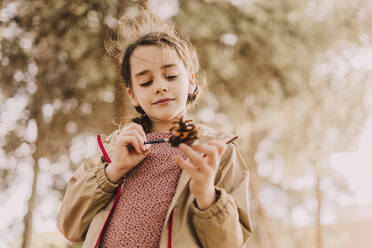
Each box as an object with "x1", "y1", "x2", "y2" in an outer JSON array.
[{"x1": 191, "y1": 140, "x2": 199, "y2": 146}]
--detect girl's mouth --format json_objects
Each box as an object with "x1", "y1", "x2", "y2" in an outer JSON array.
[{"x1": 153, "y1": 98, "x2": 175, "y2": 105}]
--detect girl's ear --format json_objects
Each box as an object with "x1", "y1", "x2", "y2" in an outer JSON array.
[
  {"x1": 188, "y1": 73, "x2": 197, "y2": 93},
  {"x1": 127, "y1": 88, "x2": 139, "y2": 106}
]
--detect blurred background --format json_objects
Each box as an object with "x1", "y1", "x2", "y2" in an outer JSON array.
[{"x1": 0, "y1": 0, "x2": 371, "y2": 247}]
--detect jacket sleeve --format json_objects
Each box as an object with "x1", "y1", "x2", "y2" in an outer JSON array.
[
  {"x1": 190, "y1": 143, "x2": 252, "y2": 248},
  {"x1": 57, "y1": 135, "x2": 119, "y2": 242}
]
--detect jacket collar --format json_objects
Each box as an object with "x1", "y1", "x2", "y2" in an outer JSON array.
[{"x1": 196, "y1": 123, "x2": 238, "y2": 144}]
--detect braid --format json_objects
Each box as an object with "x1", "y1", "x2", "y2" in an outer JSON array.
[{"x1": 131, "y1": 106, "x2": 153, "y2": 133}]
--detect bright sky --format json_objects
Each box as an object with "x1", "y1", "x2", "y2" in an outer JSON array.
[{"x1": 330, "y1": 93, "x2": 372, "y2": 205}]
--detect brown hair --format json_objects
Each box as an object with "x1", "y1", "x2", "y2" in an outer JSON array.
[{"x1": 105, "y1": 10, "x2": 206, "y2": 133}]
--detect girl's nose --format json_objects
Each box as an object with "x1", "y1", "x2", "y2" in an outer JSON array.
[
  {"x1": 154, "y1": 80, "x2": 168, "y2": 94},
  {"x1": 155, "y1": 88, "x2": 168, "y2": 94}
]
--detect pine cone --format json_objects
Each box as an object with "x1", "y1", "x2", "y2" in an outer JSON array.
[{"x1": 169, "y1": 117, "x2": 199, "y2": 147}]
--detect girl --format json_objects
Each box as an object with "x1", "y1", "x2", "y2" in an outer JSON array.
[{"x1": 57, "y1": 10, "x2": 252, "y2": 248}]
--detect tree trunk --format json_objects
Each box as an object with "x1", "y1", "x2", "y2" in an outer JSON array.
[
  {"x1": 21, "y1": 84, "x2": 44, "y2": 248},
  {"x1": 21, "y1": 159, "x2": 39, "y2": 248},
  {"x1": 250, "y1": 177, "x2": 277, "y2": 248},
  {"x1": 114, "y1": 0, "x2": 131, "y2": 126},
  {"x1": 246, "y1": 131, "x2": 277, "y2": 248},
  {"x1": 315, "y1": 175, "x2": 323, "y2": 248}
]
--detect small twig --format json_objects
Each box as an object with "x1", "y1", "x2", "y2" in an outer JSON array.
[{"x1": 144, "y1": 138, "x2": 169, "y2": 144}]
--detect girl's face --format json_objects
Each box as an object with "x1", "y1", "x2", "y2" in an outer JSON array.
[{"x1": 127, "y1": 45, "x2": 196, "y2": 130}]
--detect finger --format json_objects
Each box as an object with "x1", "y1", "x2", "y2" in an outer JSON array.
[
  {"x1": 191, "y1": 143, "x2": 218, "y2": 165},
  {"x1": 132, "y1": 124, "x2": 147, "y2": 142},
  {"x1": 208, "y1": 141, "x2": 226, "y2": 166},
  {"x1": 122, "y1": 124, "x2": 147, "y2": 141},
  {"x1": 124, "y1": 129, "x2": 147, "y2": 151},
  {"x1": 216, "y1": 141, "x2": 227, "y2": 157},
  {"x1": 133, "y1": 132, "x2": 147, "y2": 152},
  {"x1": 178, "y1": 144, "x2": 206, "y2": 171},
  {"x1": 206, "y1": 140, "x2": 226, "y2": 157},
  {"x1": 120, "y1": 135, "x2": 143, "y2": 154},
  {"x1": 119, "y1": 129, "x2": 143, "y2": 148},
  {"x1": 173, "y1": 155, "x2": 197, "y2": 177},
  {"x1": 123, "y1": 123, "x2": 141, "y2": 131},
  {"x1": 119, "y1": 123, "x2": 137, "y2": 135}
]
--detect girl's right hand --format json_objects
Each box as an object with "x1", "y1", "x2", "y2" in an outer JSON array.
[{"x1": 105, "y1": 124, "x2": 151, "y2": 183}]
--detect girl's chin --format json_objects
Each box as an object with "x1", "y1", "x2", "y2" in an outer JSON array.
[
  {"x1": 149, "y1": 111, "x2": 185, "y2": 122},
  {"x1": 151, "y1": 114, "x2": 179, "y2": 122}
]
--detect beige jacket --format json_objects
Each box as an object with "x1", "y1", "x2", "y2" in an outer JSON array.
[{"x1": 57, "y1": 124, "x2": 252, "y2": 248}]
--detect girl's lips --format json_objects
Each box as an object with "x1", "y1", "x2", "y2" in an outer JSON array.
[{"x1": 153, "y1": 98, "x2": 175, "y2": 105}]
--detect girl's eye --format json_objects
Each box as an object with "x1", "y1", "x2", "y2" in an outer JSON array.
[
  {"x1": 140, "y1": 80, "x2": 152, "y2": 87},
  {"x1": 166, "y1": 75, "x2": 178, "y2": 80}
]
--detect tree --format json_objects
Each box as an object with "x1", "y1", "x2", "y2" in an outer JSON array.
[
  {"x1": 1, "y1": 0, "x2": 371, "y2": 247},
  {"x1": 0, "y1": 0, "x2": 124, "y2": 246}
]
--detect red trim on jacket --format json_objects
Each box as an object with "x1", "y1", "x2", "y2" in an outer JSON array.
[
  {"x1": 168, "y1": 208, "x2": 175, "y2": 248},
  {"x1": 97, "y1": 135, "x2": 111, "y2": 163},
  {"x1": 94, "y1": 135, "x2": 119, "y2": 248},
  {"x1": 94, "y1": 183, "x2": 122, "y2": 248}
]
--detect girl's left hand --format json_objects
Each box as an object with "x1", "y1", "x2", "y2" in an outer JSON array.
[{"x1": 173, "y1": 140, "x2": 226, "y2": 210}]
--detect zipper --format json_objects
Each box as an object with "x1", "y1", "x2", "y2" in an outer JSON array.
[{"x1": 94, "y1": 134, "x2": 121, "y2": 248}]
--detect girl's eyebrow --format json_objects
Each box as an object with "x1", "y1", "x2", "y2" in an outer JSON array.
[
  {"x1": 135, "y1": 64, "x2": 177, "y2": 78},
  {"x1": 162, "y1": 63, "x2": 176, "y2": 69},
  {"x1": 135, "y1": 70, "x2": 150, "y2": 78}
]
